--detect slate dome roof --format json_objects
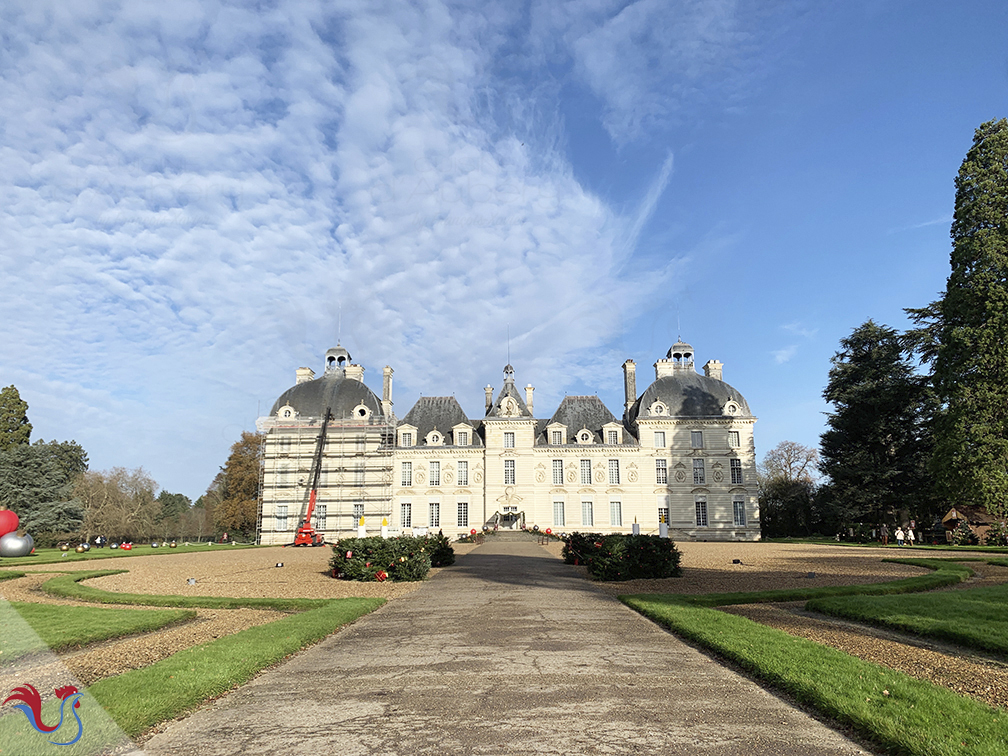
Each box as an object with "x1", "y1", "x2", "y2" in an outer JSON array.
[
  {"x1": 630, "y1": 371, "x2": 751, "y2": 422},
  {"x1": 270, "y1": 372, "x2": 384, "y2": 419}
]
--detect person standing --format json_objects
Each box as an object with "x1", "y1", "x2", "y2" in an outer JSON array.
[
  {"x1": 881, "y1": 523, "x2": 890, "y2": 545},
  {"x1": 895, "y1": 527, "x2": 905, "y2": 546},
  {"x1": 907, "y1": 528, "x2": 916, "y2": 547}
]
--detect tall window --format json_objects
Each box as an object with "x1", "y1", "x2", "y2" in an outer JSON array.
[
  {"x1": 608, "y1": 459, "x2": 620, "y2": 485},
  {"x1": 355, "y1": 436, "x2": 366, "y2": 452},
  {"x1": 504, "y1": 459, "x2": 515, "y2": 485},
  {"x1": 401, "y1": 432, "x2": 413, "y2": 447},
  {"x1": 728, "y1": 430, "x2": 740, "y2": 448},
  {"x1": 610, "y1": 501, "x2": 622, "y2": 527},
  {"x1": 456, "y1": 431, "x2": 468, "y2": 446},
  {"x1": 504, "y1": 431, "x2": 515, "y2": 448},
  {"x1": 401, "y1": 502, "x2": 412, "y2": 529},
  {"x1": 580, "y1": 459, "x2": 592, "y2": 485},
  {"x1": 552, "y1": 459, "x2": 563, "y2": 485},
  {"x1": 607, "y1": 430, "x2": 619, "y2": 445},
  {"x1": 457, "y1": 501, "x2": 469, "y2": 527},
  {"x1": 693, "y1": 459, "x2": 705, "y2": 485},
  {"x1": 695, "y1": 498, "x2": 708, "y2": 527},
  {"x1": 278, "y1": 462, "x2": 290, "y2": 485},
  {"x1": 401, "y1": 461, "x2": 412, "y2": 486},
  {"x1": 276, "y1": 505, "x2": 288, "y2": 531},
  {"x1": 551, "y1": 430, "x2": 563, "y2": 445},
  {"x1": 458, "y1": 460, "x2": 468, "y2": 486},
  {"x1": 656, "y1": 459, "x2": 668, "y2": 485},
  {"x1": 430, "y1": 502, "x2": 440, "y2": 528},
  {"x1": 314, "y1": 504, "x2": 326, "y2": 530},
  {"x1": 581, "y1": 500, "x2": 593, "y2": 527},
  {"x1": 279, "y1": 437, "x2": 292, "y2": 454},
  {"x1": 353, "y1": 503, "x2": 364, "y2": 522},
  {"x1": 654, "y1": 431, "x2": 665, "y2": 448},
  {"x1": 730, "y1": 459, "x2": 743, "y2": 485},
  {"x1": 553, "y1": 501, "x2": 565, "y2": 527},
  {"x1": 658, "y1": 507, "x2": 669, "y2": 524},
  {"x1": 691, "y1": 430, "x2": 704, "y2": 448},
  {"x1": 733, "y1": 498, "x2": 746, "y2": 527},
  {"x1": 430, "y1": 461, "x2": 440, "y2": 486},
  {"x1": 354, "y1": 463, "x2": 365, "y2": 486}
]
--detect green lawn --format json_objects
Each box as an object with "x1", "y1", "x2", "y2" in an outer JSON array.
[
  {"x1": 88, "y1": 597, "x2": 384, "y2": 737},
  {"x1": 9, "y1": 601, "x2": 195, "y2": 653},
  {"x1": 0, "y1": 541, "x2": 263, "y2": 567},
  {"x1": 622, "y1": 594, "x2": 1008, "y2": 756},
  {"x1": 41, "y1": 570, "x2": 332, "y2": 612},
  {"x1": 807, "y1": 579, "x2": 1008, "y2": 657}
]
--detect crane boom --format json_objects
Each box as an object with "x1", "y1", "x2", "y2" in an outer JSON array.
[{"x1": 294, "y1": 407, "x2": 331, "y2": 546}]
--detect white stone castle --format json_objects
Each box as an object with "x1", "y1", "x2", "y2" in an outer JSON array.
[{"x1": 255, "y1": 341, "x2": 760, "y2": 543}]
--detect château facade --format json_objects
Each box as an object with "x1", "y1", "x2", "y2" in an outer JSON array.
[{"x1": 255, "y1": 341, "x2": 760, "y2": 544}]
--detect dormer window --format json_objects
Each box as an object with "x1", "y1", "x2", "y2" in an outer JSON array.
[
  {"x1": 578, "y1": 430, "x2": 593, "y2": 444},
  {"x1": 650, "y1": 402, "x2": 666, "y2": 416},
  {"x1": 401, "y1": 432, "x2": 413, "y2": 447},
  {"x1": 551, "y1": 430, "x2": 563, "y2": 445},
  {"x1": 426, "y1": 431, "x2": 442, "y2": 446},
  {"x1": 456, "y1": 431, "x2": 468, "y2": 446},
  {"x1": 607, "y1": 430, "x2": 618, "y2": 445}
]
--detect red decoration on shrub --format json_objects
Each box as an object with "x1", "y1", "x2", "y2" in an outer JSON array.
[
  {"x1": 470, "y1": 529, "x2": 477, "y2": 535},
  {"x1": 375, "y1": 570, "x2": 387, "y2": 582}
]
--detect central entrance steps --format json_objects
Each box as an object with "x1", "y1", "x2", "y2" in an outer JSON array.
[{"x1": 488, "y1": 530, "x2": 544, "y2": 542}]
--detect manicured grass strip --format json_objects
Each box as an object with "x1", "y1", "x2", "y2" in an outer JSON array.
[
  {"x1": 10, "y1": 601, "x2": 195, "y2": 652},
  {"x1": 621, "y1": 595, "x2": 1008, "y2": 756},
  {"x1": 89, "y1": 597, "x2": 384, "y2": 737},
  {"x1": 0, "y1": 542, "x2": 264, "y2": 566},
  {"x1": 42, "y1": 570, "x2": 331, "y2": 612},
  {"x1": 0, "y1": 570, "x2": 25, "y2": 581},
  {"x1": 807, "y1": 580, "x2": 1008, "y2": 657},
  {"x1": 673, "y1": 558, "x2": 972, "y2": 607},
  {"x1": 986, "y1": 558, "x2": 1008, "y2": 568}
]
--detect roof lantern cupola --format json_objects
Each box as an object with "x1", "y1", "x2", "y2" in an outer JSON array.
[
  {"x1": 325, "y1": 344, "x2": 351, "y2": 374},
  {"x1": 667, "y1": 341, "x2": 694, "y2": 369},
  {"x1": 503, "y1": 363, "x2": 515, "y2": 384}
]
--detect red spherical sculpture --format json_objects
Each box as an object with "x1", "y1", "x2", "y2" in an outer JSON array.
[{"x1": 0, "y1": 509, "x2": 19, "y2": 537}]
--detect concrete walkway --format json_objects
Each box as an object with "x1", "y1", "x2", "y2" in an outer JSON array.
[{"x1": 143, "y1": 540, "x2": 871, "y2": 755}]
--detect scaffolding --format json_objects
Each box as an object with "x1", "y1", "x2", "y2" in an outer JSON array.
[{"x1": 256, "y1": 410, "x2": 394, "y2": 544}]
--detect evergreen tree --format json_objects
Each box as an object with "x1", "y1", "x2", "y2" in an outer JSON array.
[
  {"x1": 907, "y1": 119, "x2": 1008, "y2": 518},
  {"x1": 819, "y1": 321, "x2": 937, "y2": 526},
  {"x1": 0, "y1": 385, "x2": 32, "y2": 451}
]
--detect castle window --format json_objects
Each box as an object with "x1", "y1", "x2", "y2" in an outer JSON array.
[
  {"x1": 458, "y1": 460, "x2": 468, "y2": 486},
  {"x1": 552, "y1": 459, "x2": 563, "y2": 485},
  {"x1": 608, "y1": 459, "x2": 620, "y2": 485},
  {"x1": 610, "y1": 501, "x2": 622, "y2": 527},
  {"x1": 401, "y1": 502, "x2": 412, "y2": 529},
  {"x1": 401, "y1": 462, "x2": 412, "y2": 487},
  {"x1": 607, "y1": 430, "x2": 619, "y2": 445},
  {"x1": 581, "y1": 501, "x2": 593, "y2": 527},
  {"x1": 353, "y1": 503, "x2": 364, "y2": 522},
  {"x1": 313, "y1": 504, "x2": 326, "y2": 531},
  {"x1": 457, "y1": 502, "x2": 469, "y2": 528},
  {"x1": 730, "y1": 459, "x2": 743, "y2": 485},
  {"x1": 430, "y1": 461, "x2": 440, "y2": 486},
  {"x1": 658, "y1": 507, "x2": 669, "y2": 524},
  {"x1": 656, "y1": 459, "x2": 668, "y2": 485},
  {"x1": 729, "y1": 430, "x2": 740, "y2": 448},
  {"x1": 553, "y1": 501, "x2": 565, "y2": 527},
  {"x1": 695, "y1": 498, "x2": 708, "y2": 527},
  {"x1": 580, "y1": 459, "x2": 591, "y2": 485},
  {"x1": 654, "y1": 431, "x2": 665, "y2": 448},
  {"x1": 504, "y1": 459, "x2": 515, "y2": 485},
  {"x1": 456, "y1": 431, "x2": 468, "y2": 446},
  {"x1": 504, "y1": 431, "x2": 515, "y2": 448},
  {"x1": 551, "y1": 430, "x2": 563, "y2": 445},
  {"x1": 733, "y1": 497, "x2": 747, "y2": 527},
  {"x1": 691, "y1": 431, "x2": 704, "y2": 448},
  {"x1": 401, "y1": 432, "x2": 413, "y2": 447},
  {"x1": 693, "y1": 459, "x2": 705, "y2": 485},
  {"x1": 276, "y1": 505, "x2": 288, "y2": 532},
  {"x1": 429, "y1": 502, "x2": 440, "y2": 528}
]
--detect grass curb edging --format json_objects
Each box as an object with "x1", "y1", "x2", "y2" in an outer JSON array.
[
  {"x1": 88, "y1": 597, "x2": 384, "y2": 737},
  {"x1": 41, "y1": 570, "x2": 332, "y2": 612}
]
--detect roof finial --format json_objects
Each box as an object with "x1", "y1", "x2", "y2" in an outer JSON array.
[
  {"x1": 507, "y1": 323, "x2": 510, "y2": 366},
  {"x1": 676, "y1": 302, "x2": 681, "y2": 342},
  {"x1": 337, "y1": 303, "x2": 342, "y2": 346}
]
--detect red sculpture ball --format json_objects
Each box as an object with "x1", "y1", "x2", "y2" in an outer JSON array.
[{"x1": 0, "y1": 509, "x2": 19, "y2": 537}]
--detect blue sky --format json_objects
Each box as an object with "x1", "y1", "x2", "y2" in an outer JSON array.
[{"x1": 1, "y1": 0, "x2": 1006, "y2": 500}]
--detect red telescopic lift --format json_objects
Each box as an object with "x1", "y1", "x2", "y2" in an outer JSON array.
[{"x1": 293, "y1": 407, "x2": 331, "y2": 546}]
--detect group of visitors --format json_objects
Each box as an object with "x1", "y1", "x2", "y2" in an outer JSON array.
[{"x1": 880, "y1": 523, "x2": 916, "y2": 546}]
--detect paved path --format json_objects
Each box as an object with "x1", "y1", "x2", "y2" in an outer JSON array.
[{"x1": 142, "y1": 541, "x2": 871, "y2": 755}]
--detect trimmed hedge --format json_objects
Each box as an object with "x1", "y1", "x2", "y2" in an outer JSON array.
[
  {"x1": 563, "y1": 532, "x2": 681, "y2": 581},
  {"x1": 329, "y1": 533, "x2": 454, "y2": 581}
]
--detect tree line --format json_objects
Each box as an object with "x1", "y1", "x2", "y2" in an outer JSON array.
[
  {"x1": 761, "y1": 119, "x2": 1008, "y2": 542},
  {"x1": 0, "y1": 384, "x2": 264, "y2": 545}
]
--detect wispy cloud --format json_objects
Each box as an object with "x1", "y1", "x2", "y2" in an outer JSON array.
[
  {"x1": 772, "y1": 345, "x2": 798, "y2": 364},
  {"x1": 888, "y1": 215, "x2": 953, "y2": 234},
  {"x1": 782, "y1": 322, "x2": 818, "y2": 339}
]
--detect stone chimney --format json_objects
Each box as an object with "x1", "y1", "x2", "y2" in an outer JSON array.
[
  {"x1": 296, "y1": 367, "x2": 315, "y2": 384},
  {"x1": 485, "y1": 385, "x2": 494, "y2": 413},
  {"x1": 622, "y1": 360, "x2": 636, "y2": 411},
  {"x1": 525, "y1": 384, "x2": 534, "y2": 415},
  {"x1": 345, "y1": 363, "x2": 365, "y2": 381},
  {"x1": 382, "y1": 365, "x2": 394, "y2": 416},
  {"x1": 703, "y1": 360, "x2": 723, "y2": 381}
]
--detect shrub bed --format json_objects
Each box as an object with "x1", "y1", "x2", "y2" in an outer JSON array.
[
  {"x1": 562, "y1": 532, "x2": 681, "y2": 581},
  {"x1": 329, "y1": 534, "x2": 455, "y2": 581}
]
